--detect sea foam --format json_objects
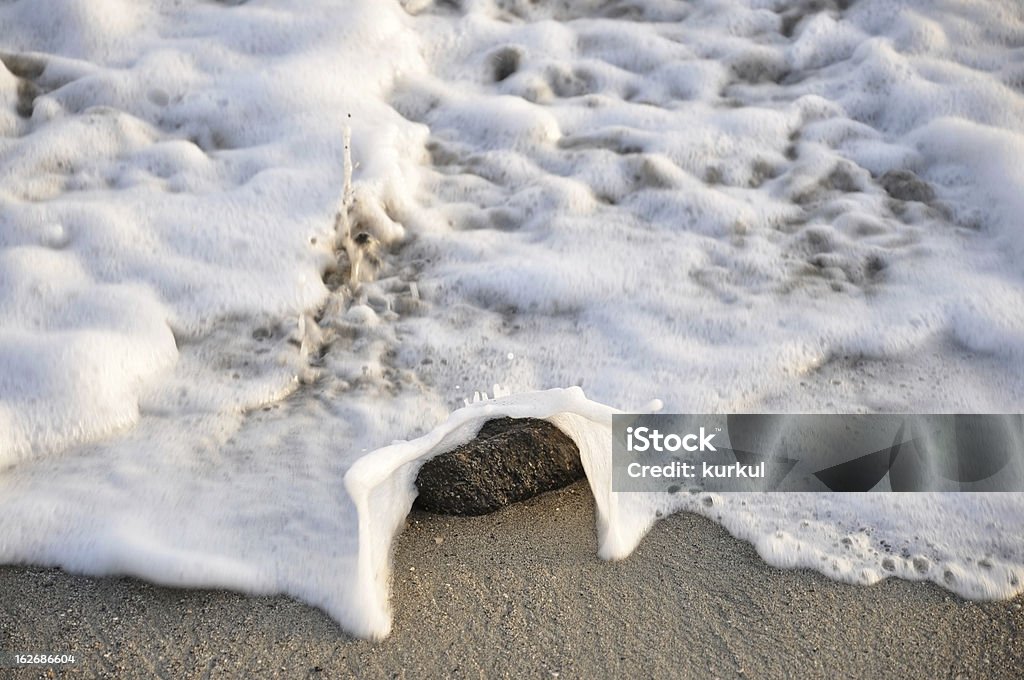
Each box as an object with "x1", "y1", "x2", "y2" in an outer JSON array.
[{"x1": 1, "y1": 0, "x2": 1024, "y2": 640}]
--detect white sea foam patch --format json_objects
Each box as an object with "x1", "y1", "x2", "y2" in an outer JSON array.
[
  {"x1": 2, "y1": 0, "x2": 1024, "y2": 643},
  {"x1": 396, "y1": 0, "x2": 1024, "y2": 417},
  {"x1": 0, "y1": 246, "x2": 177, "y2": 463},
  {"x1": 0, "y1": 0, "x2": 427, "y2": 464},
  {"x1": 377, "y1": 0, "x2": 1024, "y2": 625}
]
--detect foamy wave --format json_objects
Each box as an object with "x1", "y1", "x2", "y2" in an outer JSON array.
[{"x1": 1, "y1": 0, "x2": 1024, "y2": 640}]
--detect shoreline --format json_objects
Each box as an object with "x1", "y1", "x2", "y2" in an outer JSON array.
[{"x1": 2, "y1": 481, "x2": 1021, "y2": 678}]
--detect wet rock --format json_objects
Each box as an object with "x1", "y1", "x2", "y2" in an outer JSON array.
[
  {"x1": 879, "y1": 170, "x2": 935, "y2": 204},
  {"x1": 414, "y1": 417, "x2": 584, "y2": 516}
]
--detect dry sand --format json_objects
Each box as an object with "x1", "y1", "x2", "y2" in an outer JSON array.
[{"x1": 2, "y1": 482, "x2": 1022, "y2": 679}]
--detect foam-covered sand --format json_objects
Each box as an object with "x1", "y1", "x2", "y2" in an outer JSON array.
[{"x1": 2, "y1": 0, "x2": 1024, "y2": 640}]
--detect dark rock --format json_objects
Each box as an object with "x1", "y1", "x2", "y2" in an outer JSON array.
[
  {"x1": 414, "y1": 417, "x2": 584, "y2": 516},
  {"x1": 879, "y1": 170, "x2": 935, "y2": 204}
]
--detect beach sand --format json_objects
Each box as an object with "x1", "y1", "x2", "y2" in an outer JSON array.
[{"x1": 2, "y1": 482, "x2": 1021, "y2": 679}]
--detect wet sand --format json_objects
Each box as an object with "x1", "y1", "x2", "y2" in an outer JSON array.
[{"x1": 2, "y1": 482, "x2": 1021, "y2": 678}]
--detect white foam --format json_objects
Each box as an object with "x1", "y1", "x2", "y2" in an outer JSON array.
[
  {"x1": 0, "y1": 0, "x2": 425, "y2": 463},
  {"x1": 2, "y1": 0, "x2": 1024, "y2": 641}
]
